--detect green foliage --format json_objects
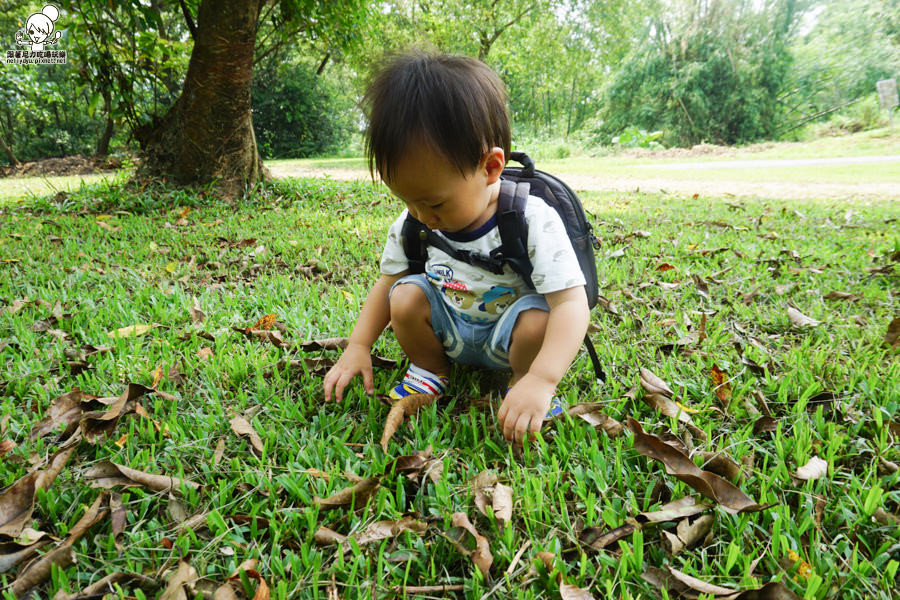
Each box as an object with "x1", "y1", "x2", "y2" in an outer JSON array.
[
  {"x1": 251, "y1": 61, "x2": 356, "y2": 159},
  {"x1": 598, "y1": 0, "x2": 801, "y2": 147},
  {"x1": 784, "y1": 0, "x2": 900, "y2": 133},
  {"x1": 612, "y1": 127, "x2": 663, "y2": 149}
]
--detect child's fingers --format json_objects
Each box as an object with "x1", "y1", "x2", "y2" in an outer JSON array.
[
  {"x1": 362, "y1": 367, "x2": 374, "y2": 395},
  {"x1": 513, "y1": 413, "x2": 534, "y2": 445},
  {"x1": 322, "y1": 370, "x2": 336, "y2": 402}
]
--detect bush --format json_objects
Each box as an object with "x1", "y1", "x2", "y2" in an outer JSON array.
[
  {"x1": 251, "y1": 61, "x2": 356, "y2": 159},
  {"x1": 596, "y1": 2, "x2": 799, "y2": 147},
  {"x1": 612, "y1": 127, "x2": 663, "y2": 149},
  {"x1": 804, "y1": 94, "x2": 890, "y2": 137}
]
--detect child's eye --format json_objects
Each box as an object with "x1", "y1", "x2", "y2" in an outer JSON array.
[{"x1": 429, "y1": 203, "x2": 444, "y2": 209}]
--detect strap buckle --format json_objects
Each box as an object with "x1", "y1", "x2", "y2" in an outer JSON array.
[{"x1": 457, "y1": 249, "x2": 505, "y2": 274}]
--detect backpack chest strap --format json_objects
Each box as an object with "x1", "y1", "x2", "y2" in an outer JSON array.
[{"x1": 493, "y1": 179, "x2": 534, "y2": 289}]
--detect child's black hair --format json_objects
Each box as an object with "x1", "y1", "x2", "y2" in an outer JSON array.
[{"x1": 363, "y1": 51, "x2": 511, "y2": 184}]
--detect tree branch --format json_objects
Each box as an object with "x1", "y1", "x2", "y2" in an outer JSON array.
[{"x1": 179, "y1": 0, "x2": 197, "y2": 39}]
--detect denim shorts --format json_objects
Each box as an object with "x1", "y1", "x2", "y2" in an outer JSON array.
[{"x1": 390, "y1": 273, "x2": 549, "y2": 369}]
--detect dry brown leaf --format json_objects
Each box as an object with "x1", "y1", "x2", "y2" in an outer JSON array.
[
  {"x1": 0, "y1": 438, "x2": 15, "y2": 456},
  {"x1": 579, "y1": 523, "x2": 637, "y2": 552},
  {"x1": 642, "y1": 393, "x2": 706, "y2": 440},
  {"x1": 229, "y1": 415, "x2": 264, "y2": 456},
  {"x1": 823, "y1": 291, "x2": 860, "y2": 301},
  {"x1": 470, "y1": 470, "x2": 499, "y2": 518},
  {"x1": 787, "y1": 307, "x2": 821, "y2": 328},
  {"x1": 694, "y1": 451, "x2": 745, "y2": 482},
  {"x1": 639, "y1": 368, "x2": 674, "y2": 397},
  {"x1": 313, "y1": 477, "x2": 379, "y2": 509},
  {"x1": 560, "y1": 583, "x2": 595, "y2": 600},
  {"x1": 446, "y1": 512, "x2": 493, "y2": 581},
  {"x1": 794, "y1": 456, "x2": 827, "y2": 481},
  {"x1": 107, "y1": 323, "x2": 159, "y2": 339},
  {"x1": 61, "y1": 493, "x2": 108, "y2": 547},
  {"x1": 52, "y1": 572, "x2": 159, "y2": 600},
  {"x1": 213, "y1": 582, "x2": 240, "y2": 600},
  {"x1": 110, "y1": 493, "x2": 126, "y2": 550},
  {"x1": 80, "y1": 383, "x2": 155, "y2": 444},
  {"x1": 492, "y1": 483, "x2": 513, "y2": 529},
  {"x1": 666, "y1": 566, "x2": 737, "y2": 596},
  {"x1": 380, "y1": 394, "x2": 438, "y2": 451},
  {"x1": 226, "y1": 568, "x2": 269, "y2": 600},
  {"x1": 29, "y1": 389, "x2": 102, "y2": 440},
  {"x1": 662, "y1": 514, "x2": 714, "y2": 555},
  {"x1": 885, "y1": 317, "x2": 900, "y2": 349},
  {"x1": 628, "y1": 418, "x2": 766, "y2": 514},
  {"x1": 299, "y1": 337, "x2": 350, "y2": 351},
  {"x1": 84, "y1": 461, "x2": 200, "y2": 495},
  {"x1": 150, "y1": 364, "x2": 165, "y2": 389},
  {"x1": 710, "y1": 365, "x2": 732, "y2": 409},
  {"x1": 0, "y1": 529, "x2": 52, "y2": 575},
  {"x1": 301, "y1": 467, "x2": 330, "y2": 480},
  {"x1": 189, "y1": 297, "x2": 206, "y2": 325},
  {"x1": 8, "y1": 544, "x2": 76, "y2": 597},
  {"x1": 345, "y1": 516, "x2": 427, "y2": 548},
  {"x1": 159, "y1": 559, "x2": 198, "y2": 600},
  {"x1": 313, "y1": 526, "x2": 348, "y2": 546},
  {"x1": 753, "y1": 415, "x2": 778, "y2": 435},
  {"x1": 566, "y1": 403, "x2": 625, "y2": 438},
  {"x1": 213, "y1": 437, "x2": 226, "y2": 466},
  {"x1": 253, "y1": 314, "x2": 278, "y2": 330},
  {"x1": 693, "y1": 274, "x2": 710, "y2": 300},
  {"x1": 637, "y1": 496, "x2": 711, "y2": 524},
  {"x1": 1, "y1": 445, "x2": 75, "y2": 537}
]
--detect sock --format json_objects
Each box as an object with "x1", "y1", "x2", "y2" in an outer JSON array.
[{"x1": 390, "y1": 363, "x2": 449, "y2": 398}]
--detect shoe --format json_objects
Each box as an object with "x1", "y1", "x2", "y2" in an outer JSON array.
[{"x1": 389, "y1": 368, "x2": 449, "y2": 400}]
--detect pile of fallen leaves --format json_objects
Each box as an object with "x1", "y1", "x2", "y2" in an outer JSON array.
[{"x1": 0, "y1": 155, "x2": 125, "y2": 178}]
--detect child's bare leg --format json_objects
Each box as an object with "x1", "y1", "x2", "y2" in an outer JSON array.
[
  {"x1": 390, "y1": 282, "x2": 450, "y2": 375},
  {"x1": 508, "y1": 308, "x2": 549, "y2": 384}
]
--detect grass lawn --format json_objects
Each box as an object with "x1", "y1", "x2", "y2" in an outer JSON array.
[{"x1": 0, "y1": 176, "x2": 898, "y2": 599}]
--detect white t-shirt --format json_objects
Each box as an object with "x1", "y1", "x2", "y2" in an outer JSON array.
[{"x1": 380, "y1": 196, "x2": 586, "y2": 323}]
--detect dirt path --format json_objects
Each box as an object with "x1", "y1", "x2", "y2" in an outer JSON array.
[{"x1": 268, "y1": 155, "x2": 900, "y2": 201}]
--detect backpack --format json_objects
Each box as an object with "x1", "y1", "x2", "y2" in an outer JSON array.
[{"x1": 400, "y1": 151, "x2": 605, "y2": 383}]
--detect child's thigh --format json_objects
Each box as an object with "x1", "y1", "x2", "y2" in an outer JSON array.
[{"x1": 479, "y1": 294, "x2": 550, "y2": 368}]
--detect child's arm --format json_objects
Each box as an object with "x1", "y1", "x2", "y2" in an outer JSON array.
[
  {"x1": 498, "y1": 285, "x2": 589, "y2": 444},
  {"x1": 323, "y1": 272, "x2": 407, "y2": 402}
]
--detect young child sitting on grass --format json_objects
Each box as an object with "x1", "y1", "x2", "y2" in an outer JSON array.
[{"x1": 322, "y1": 51, "x2": 589, "y2": 445}]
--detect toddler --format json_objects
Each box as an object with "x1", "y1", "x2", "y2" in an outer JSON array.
[{"x1": 323, "y1": 52, "x2": 589, "y2": 444}]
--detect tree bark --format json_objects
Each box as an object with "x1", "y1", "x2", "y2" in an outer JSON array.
[
  {"x1": 94, "y1": 91, "x2": 114, "y2": 158},
  {"x1": 0, "y1": 128, "x2": 18, "y2": 167},
  {"x1": 135, "y1": 0, "x2": 267, "y2": 198}
]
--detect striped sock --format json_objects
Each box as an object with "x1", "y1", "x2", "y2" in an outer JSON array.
[{"x1": 389, "y1": 364, "x2": 449, "y2": 399}]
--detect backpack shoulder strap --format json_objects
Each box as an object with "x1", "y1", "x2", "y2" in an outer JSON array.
[
  {"x1": 494, "y1": 179, "x2": 534, "y2": 288},
  {"x1": 401, "y1": 212, "x2": 428, "y2": 274}
]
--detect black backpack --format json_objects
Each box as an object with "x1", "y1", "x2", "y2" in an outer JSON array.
[{"x1": 400, "y1": 151, "x2": 605, "y2": 383}]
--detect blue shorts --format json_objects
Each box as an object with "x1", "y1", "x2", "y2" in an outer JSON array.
[{"x1": 390, "y1": 274, "x2": 549, "y2": 370}]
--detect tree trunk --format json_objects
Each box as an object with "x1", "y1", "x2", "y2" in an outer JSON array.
[
  {"x1": 0, "y1": 128, "x2": 18, "y2": 167},
  {"x1": 94, "y1": 92, "x2": 114, "y2": 158},
  {"x1": 135, "y1": 0, "x2": 267, "y2": 198}
]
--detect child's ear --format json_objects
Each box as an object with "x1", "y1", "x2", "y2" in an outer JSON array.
[{"x1": 482, "y1": 147, "x2": 505, "y2": 184}]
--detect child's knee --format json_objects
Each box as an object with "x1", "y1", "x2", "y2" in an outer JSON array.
[
  {"x1": 510, "y1": 308, "x2": 549, "y2": 346},
  {"x1": 390, "y1": 282, "x2": 431, "y2": 322}
]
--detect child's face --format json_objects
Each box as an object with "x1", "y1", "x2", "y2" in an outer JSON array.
[{"x1": 386, "y1": 143, "x2": 504, "y2": 233}]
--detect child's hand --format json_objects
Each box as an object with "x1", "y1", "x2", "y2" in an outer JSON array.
[
  {"x1": 323, "y1": 342, "x2": 374, "y2": 402},
  {"x1": 497, "y1": 374, "x2": 555, "y2": 445}
]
